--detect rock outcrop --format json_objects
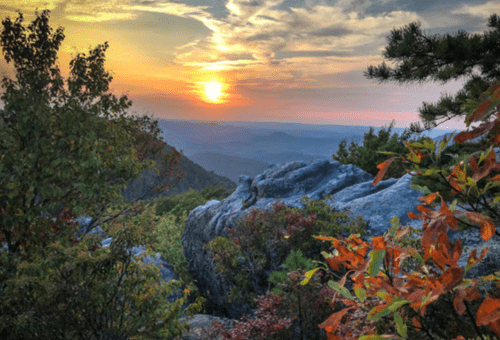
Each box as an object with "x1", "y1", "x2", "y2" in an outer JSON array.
[
  {"x1": 182, "y1": 159, "x2": 500, "y2": 320},
  {"x1": 182, "y1": 160, "x2": 422, "y2": 318}
]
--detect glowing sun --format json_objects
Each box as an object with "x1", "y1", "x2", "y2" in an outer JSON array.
[{"x1": 204, "y1": 82, "x2": 222, "y2": 103}]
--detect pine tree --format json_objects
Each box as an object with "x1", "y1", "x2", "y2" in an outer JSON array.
[{"x1": 364, "y1": 13, "x2": 500, "y2": 132}]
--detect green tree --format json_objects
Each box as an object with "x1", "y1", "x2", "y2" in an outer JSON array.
[
  {"x1": 332, "y1": 120, "x2": 415, "y2": 179},
  {"x1": 0, "y1": 10, "x2": 200, "y2": 339},
  {"x1": 364, "y1": 13, "x2": 500, "y2": 132}
]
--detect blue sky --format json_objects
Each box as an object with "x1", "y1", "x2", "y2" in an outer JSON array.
[{"x1": 0, "y1": 0, "x2": 499, "y2": 130}]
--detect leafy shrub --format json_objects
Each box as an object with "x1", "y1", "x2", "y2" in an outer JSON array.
[
  {"x1": 154, "y1": 189, "x2": 208, "y2": 218},
  {"x1": 269, "y1": 255, "x2": 336, "y2": 339},
  {"x1": 207, "y1": 196, "x2": 367, "y2": 307},
  {"x1": 200, "y1": 184, "x2": 234, "y2": 201},
  {"x1": 332, "y1": 120, "x2": 417, "y2": 180},
  {"x1": 203, "y1": 250, "x2": 336, "y2": 340},
  {"x1": 305, "y1": 82, "x2": 500, "y2": 340},
  {"x1": 1, "y1": 207, "x2": 202, "y2": 340},
  {"x1": 202, "y1": 292, "x2": 295, "y2": 340},
  {"x1": 151, "y1": 210, "x2": 201, "y2": 297},
  {"x1": 155, "y1": 185, "x2": 233, "y2": 218}
]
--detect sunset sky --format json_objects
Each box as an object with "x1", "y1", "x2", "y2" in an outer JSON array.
[{"x1": 1, "y1": 0, "x2": 499, "y2": 130}]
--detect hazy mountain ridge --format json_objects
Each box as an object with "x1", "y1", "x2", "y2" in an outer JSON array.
[
  {"x1": 189, "y1": 152, "x2": 270, "y2": 183},
  {"x1": 156, "y1": 119, "x2": 453, "y2": 187}
]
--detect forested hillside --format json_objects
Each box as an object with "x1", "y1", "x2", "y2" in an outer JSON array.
[{"x1": 122, "y1": 144, "x2": 237, "y2": 202}]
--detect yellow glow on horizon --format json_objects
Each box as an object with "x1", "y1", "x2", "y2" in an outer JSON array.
[{"x1": 203, "y1": 82, "x2": 223, "y2": 103}]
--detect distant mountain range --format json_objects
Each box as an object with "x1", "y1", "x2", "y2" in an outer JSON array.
[
  {"x1": 189, "y1": 152, "x2": 270, "y2": 183},
  {"x1": 118, "y1": 119, "x2": 457, "y2": 199},
  {"x1": 157, "y1": 119, "x2": 454, "y2": 184},
  {"x1": 190, "y1": 151, "x2": 330, "y2": 183}
]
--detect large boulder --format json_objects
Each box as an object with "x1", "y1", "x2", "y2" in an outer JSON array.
[
  {"x1": 182, "y1": 159, "x2": 500, "y2": 320},
  {"x1": 181, "y1": 159, "x2": 425, "y2": 319}
]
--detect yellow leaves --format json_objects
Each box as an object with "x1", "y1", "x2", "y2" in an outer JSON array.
[{"x1": 300, "y1": 268, "x2": 319, "y2": 286}]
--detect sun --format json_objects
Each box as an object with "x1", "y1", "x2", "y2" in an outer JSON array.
[{"x1": 204, "y1": 82, "x2": 222, "y2": 103}]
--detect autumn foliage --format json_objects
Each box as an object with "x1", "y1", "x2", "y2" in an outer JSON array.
[{"x1": 303, "y1": 82, "x2": 500, "y2": 339}]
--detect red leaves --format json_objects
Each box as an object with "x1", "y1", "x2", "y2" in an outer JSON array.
[
  {"x1": 438, "y1": 267, "x2": 463, "y2": 294},
  {"x1": 467, "y1": 82, "x2": 500, "y2": 124},
  {"x1": 469, "y1": 149, "x2": 497, "y2": 182},
  {"x1": 453, "y1": 284, "x2": 481, "y2": 316},
  {"x1": 454, "y1": 121, "x2": 495, "y2": 144},
  {"x1": 314, "y1": 81, "x2": 500, "y2": 340}
]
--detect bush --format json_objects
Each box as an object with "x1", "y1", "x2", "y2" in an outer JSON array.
[
  {"x1": 0, "y1": 10, "x2": 194, "y2": 339},
  {"x1": 305, "y1": 82, "x2": 500, "y2": 340},
  {"x1": 200, "y1": 184, "x2": 234, "y2": 201},
  {"x1": 150, "y1": 210, "x2": 201, "y2": 297},
  {"x1": 332, "y1": 120, "x2": 417, "y2": 179},
  {"x1": 207, "y1": 196, "x2": 367, "y2": 308},
  {"x1": 154, "y1": 189, "x2": 207, "y2": 218}
]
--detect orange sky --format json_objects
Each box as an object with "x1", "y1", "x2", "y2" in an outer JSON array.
[{"x1": 1, "y1": 0, "x2": 499, "y2": 130}]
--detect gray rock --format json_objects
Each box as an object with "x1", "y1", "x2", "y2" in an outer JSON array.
[
  {"x1": 182, "y1": 159, "x2": 500, "y2": 321},
  {"x1": 326, "y1": 173, "x2": 426, "y2": 237},
  {"x1": 181, "y1": 159, "x2": 425, "y2": 319}
]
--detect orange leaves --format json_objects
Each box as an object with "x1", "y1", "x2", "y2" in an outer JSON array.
[
  {"x1": 318, "y1": 307, "x2": 356, "y2": 340},
  {"x1": 466, "y1": 82, "x2": 500, "y2": 125},
  {"x1": 371, "y1": 236, "x2": 386, "y2": 251},
  {"x1": 465, "y1": 247, "x2": 490, "y2": 273},
  {"x1": 316, "y1": 82, "x2": 500, "y2": 340},
  {"x1": 476, "y1": 296, "x2": 500, "y2": 336},
  {"x1": 372, "y1": 156, "x2": 398, "y2": 186},
  {"x1": 323, "y1": 235, "x2": 370, "y2": 272},
  {"x1": 418, "y1": 192, "x2": 438, "y2": 205},
  {"x1": 446, "y1": 163, "x2": 470, "y2": 193},
  {"x1": 464, "y1": 212, "x2": 495, "y2": 241},
  {"x1": 438, "y1": 267, "x2": 463, "y2": 294}
]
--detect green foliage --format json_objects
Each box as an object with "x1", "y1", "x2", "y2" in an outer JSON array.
[
  {"x1": 332, "y1": 121, "x2": 415, "y2": 179},
  {"x1": 150, "y1": 209, "x2": 201, "y2": 298},
  {"x1": 154, "y1": 184, "x2": 233, "y2": 218},
  {"x1": 0, "y1": 10, "x2": 199, "y2": 339},
  {"x1": 268, "y1": 249, "x2": 316, "y2": 295},
  {"x1": 199, "y1": 184, "x2": 234, "y2": 201},
  {"x1": 154, "y1": 189, "x2": 207, "y2": 218},
  {"x1": 207, "y1": 196, "x2": 367, "y2": 307},
  {"x1": 1, "y1": 207, "x2": 202, "y2": 340}
]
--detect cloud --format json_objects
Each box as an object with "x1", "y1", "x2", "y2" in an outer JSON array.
[{"x1": 451, "y1": 0, "x2": 500, "y2": 18}]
